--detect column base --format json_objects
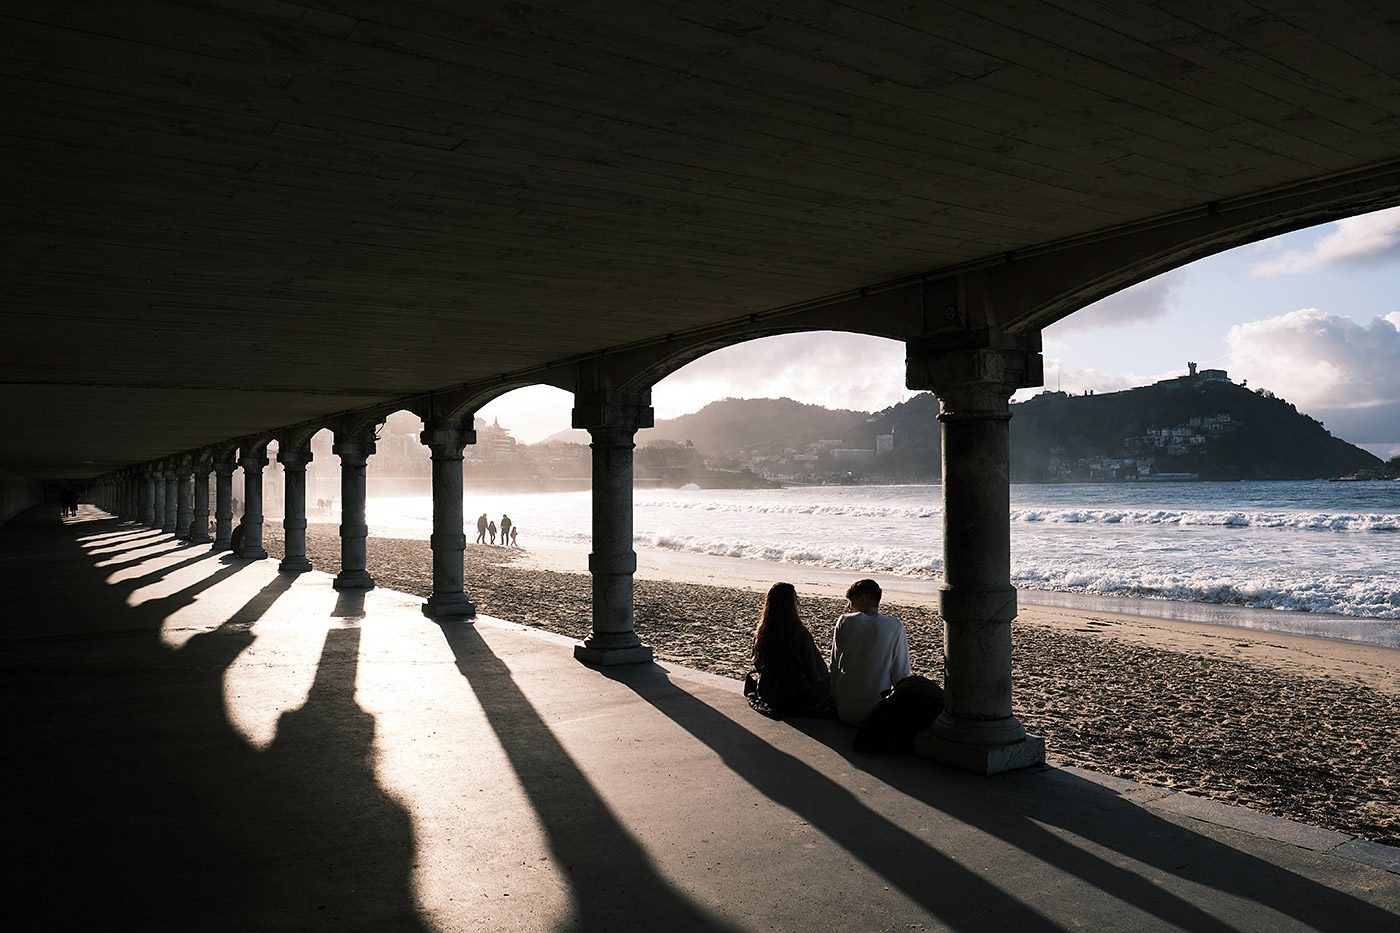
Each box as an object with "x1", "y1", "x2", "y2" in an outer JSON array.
[
  {"x1": 211, "y1": 539, "x2": 231, "y2": 552},
  {"x1": 574, "y1": 630, "x2": 653, "y2": 665},
  {"x1": 333, "y1": 570, "x2": 375, "y2": 591},
  {"x1": 914, "y1": 730, "x2": 1046, "y2": 776},
  {"x1": 239, "y1": 546, "x2": 269, "y2": 561},
  {"x1": 188, "y1": 532, "x2": 210, "y2": 544},
  {"x1": 422, "y1": 593, "x2": 476, "y2": 619},
  {"x1": 574, "y1": 643, "x2": 654, "y2": 665},
  {"x1": 279, "y1": 556, "x2": 312, "y2": 573}
]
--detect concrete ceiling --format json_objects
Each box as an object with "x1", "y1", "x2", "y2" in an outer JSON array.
[{"x1": 4, "y1": 2, "x2": 1400, "y2": 478}]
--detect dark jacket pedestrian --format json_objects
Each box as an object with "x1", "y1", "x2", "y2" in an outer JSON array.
[{"x1": 745, "y1": 582, "x2": 833, "y2": 718}]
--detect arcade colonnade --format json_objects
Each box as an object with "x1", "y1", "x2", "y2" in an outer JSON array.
[{"x1": 89, "y1": 334, "x2": 1046, "y2": 775}]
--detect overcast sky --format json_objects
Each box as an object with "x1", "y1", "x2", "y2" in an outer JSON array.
[{"x1": 481, "y1": 206, "x2": 1400, "y2": 459}]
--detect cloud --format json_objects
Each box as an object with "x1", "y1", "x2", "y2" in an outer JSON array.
[
  {"x1": 1047, "y1": 271, "x2": 1181, "y2": 334},
  {"x1": 1249, "y1": 206, "x2": 1400, "y2": 276},
  {"x1": 652, "y1": 331, "x2": 914, "y2": 418},
  {"x1": 1225, "y1": 308, "x2": 1400, "y2": 448}
]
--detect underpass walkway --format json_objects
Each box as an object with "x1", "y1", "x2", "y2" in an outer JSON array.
[{"x1": 3, "y1": 506, "x2": 1396, "y2": 932}]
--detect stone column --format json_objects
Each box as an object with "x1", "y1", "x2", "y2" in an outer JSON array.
[
  {"x1": 143, "y1": 471, "x2": 157, "y2": 527},
  {"x1": 153, "y1": 469, "x2": 168, "y2": 530},
  {"x1": 278, "y1": 442, "x2": 313, "y2": 573},
  {"x1": 332, "y1": 430, "x2": 376, "y2": 590},
  {"x1": 239, "y1": 446, "x2": 269, "y2": 560},
  {"x1": 162, "y1": 467, "x2": 179, "y2": 533},
  {"x1": 908, "y1": 333, "x2": 1045, "y2": 775},
  {"x1": 420, "y1": 420, "x2": 476, "y2": 618},
  {"x1": 572, "y1": 390, "x2": 654, "y2": 665},
  {"x1": 175, "y1": 461, "x2": 194, "y2": 539},
  {"x1": 212, "y1": 453, "x2": 236, "y2": 551},
  {"x1": 190, "y1": 458, "x2": 212, "y2": 544}
]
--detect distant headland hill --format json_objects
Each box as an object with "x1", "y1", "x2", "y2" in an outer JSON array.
[{"x1": 546, "y1": 369, "x2": 1384, "y2": 484}]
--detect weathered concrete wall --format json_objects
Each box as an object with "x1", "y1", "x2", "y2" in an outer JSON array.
[{"x1": 0, "y1": 468, "x2": 42, "y2": 529}]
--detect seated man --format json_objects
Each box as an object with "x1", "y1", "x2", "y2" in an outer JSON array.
[{"x1": 830, "y1": 578, "x2": 911, "y2": 725}]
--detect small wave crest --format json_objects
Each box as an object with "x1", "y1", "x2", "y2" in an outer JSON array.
[
  {"x1": 1011, "y1": 508, "x2": 1400, "y2": 531},
  {"x1": 634, "y1": 533, "x2": 1400, "y2": 619},
  {"x1": 642, "y1": 531, "x2": 944, "y2": 578},
  {"x1": 1014, "y1": 566, "x2": 1400, "y2": 619},
  {"x1": 636, "y1": 499, "x2": 940, "y2": 520}
]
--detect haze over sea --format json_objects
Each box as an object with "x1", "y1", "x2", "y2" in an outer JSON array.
[{"x1": 363, "y1": 479, "x2": 1400, "y2": 647}]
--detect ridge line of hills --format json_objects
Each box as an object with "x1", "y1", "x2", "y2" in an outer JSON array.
[{"x1": 543, "y1": 374, "x2": 1387, "y2": 484}]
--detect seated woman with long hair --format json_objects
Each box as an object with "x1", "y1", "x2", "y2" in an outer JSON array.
[{"x1": 747, "y1": 582, "x2": 834, "y2": 718}]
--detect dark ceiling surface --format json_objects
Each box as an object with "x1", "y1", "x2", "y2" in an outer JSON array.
[{"x1": 3, "y1": 2, "x2": 1400, "y2": 478}]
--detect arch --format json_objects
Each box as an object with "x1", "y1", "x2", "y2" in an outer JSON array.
[
  {"x1": 426, "y1": 377, "x2": 564, "y2": 429},
  {"x1": 999, "y1": 180, "x2": 1400, "y2": 335}
]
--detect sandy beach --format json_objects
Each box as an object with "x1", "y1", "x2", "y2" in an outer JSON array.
[{"x1": 263, "y1": 523, "x2": 1400, "y2": 846}]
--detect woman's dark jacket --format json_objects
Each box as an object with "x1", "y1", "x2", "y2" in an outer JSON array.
[{"x1": 754, "y1": 627, "x2": 832, "y2": 716}]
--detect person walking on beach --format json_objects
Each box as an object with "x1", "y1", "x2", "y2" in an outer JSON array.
[
  {"x1": 487, "y1": 520, "x2": 497, "y2": 545},
  {"x1": 476, "y1": 512, "x2": 488, "y2": 545},
  {"x1": 510, "y1": 526, "x2": 518, "y2": 547},
  {"x1": 500, "y1": 514, "x2": 512, "y2": 547},
  {"x1": 745, "y1": 582, "x2": 833, "y2": 718},
  {"x1": 830, "y1": 579, "x2": 910, "y2": 725}
]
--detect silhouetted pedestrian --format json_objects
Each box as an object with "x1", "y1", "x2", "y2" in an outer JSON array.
[
  {"x1": 500, "y1": 514, "x2": 512, "y2": 546},
  {"x1": 487, "y1": 520, "x2": 497, "y2": 545},
  {"x1": 476, "y1": 512, "x2": 488, "y2": 544},
  {"x1": 510, "y1": 526, "x2": 518, "y2": 547}
]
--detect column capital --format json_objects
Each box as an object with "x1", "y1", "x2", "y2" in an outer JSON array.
[
  {"x1": 238, "y1": 450, "x2": 267, "y2": 472},
  {"x1": 212, "y1": 459, "x2": 237, "y2": 477},
  {"x1": 906, "y1": 330, "x2": 1043, "y2": 415},
  {"x1": 332, "y1": 436, "x2": 376, "y2": 466},
  {"x1": 277, "y1": 444, "x2": 314, "y2": 470},
  {"x1": 419, "y1": 420, "x2": 476, "y2": 460},
  {"x1": 572, "y1": 389, "x2": 654, "y2": 434}
]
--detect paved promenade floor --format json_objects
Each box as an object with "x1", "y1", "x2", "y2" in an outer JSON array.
[{"x1": 4, "y1": 506, "x2": 1398, "y2": 932}]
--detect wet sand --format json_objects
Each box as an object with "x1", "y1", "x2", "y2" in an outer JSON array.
[{"x1": 264, "y1": 523, "x2": 1400, "y2": 846}]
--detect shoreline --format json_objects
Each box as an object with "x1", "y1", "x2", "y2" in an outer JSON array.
[
  {"x1": 261, "y1": 524, "x2": 1400, "y2": 845},
  {"x1": 499, "y1": 536, "x2": 1400, "y2": 651}
]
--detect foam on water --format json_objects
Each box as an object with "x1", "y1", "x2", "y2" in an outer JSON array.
[{"x1": 363, "y1": 480, "x2": 1400, "y2": 624}]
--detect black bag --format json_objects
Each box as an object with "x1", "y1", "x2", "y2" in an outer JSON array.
[{"x1": 854, "y1": 675, "x2": 945, "y2": 754}]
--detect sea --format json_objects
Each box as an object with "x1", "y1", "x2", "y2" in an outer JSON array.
[{"x1": 362, "y1": 480, "x2": 1400, "y2": 648}]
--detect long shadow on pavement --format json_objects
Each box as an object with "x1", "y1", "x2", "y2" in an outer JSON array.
[
  {"x1": 788, "y1": 717, "x2": 1398, "y2": 933},
  {"x1": 594, "y1": 662, "x2": 1066, "y2": 931},
  {"x1": 605, "y1": 662, "x2": 1395, "y2": 932},
  {"x1": 2, "y1": 508, "x2": 426, "y2": 931},
  {"x1": 440, "y1": 622, "x2": 745, "y2": 933}
]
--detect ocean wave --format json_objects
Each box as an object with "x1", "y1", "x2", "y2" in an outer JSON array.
[
  {"x1": 1010, "y1": 508, "x2": 1400, "y2": 531},
  {"x1": 641, "y1": 532, "x2": 944, "y2": 577},
  {"x1": 1013, "y1": 567, "x2": 1400, "y2": 619},
  {"x1": 632, "y1": 532, "x2": 1400, "y2": 619},
  {"x1": 636, "y1": 499, "x2": 941, "y2": 520}
]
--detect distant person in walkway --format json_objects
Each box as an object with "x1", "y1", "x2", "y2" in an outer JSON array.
[
  {"x1": 476, "y1": 512, "x2": 488, "y2": 544},
  {"x1": 510, "y1": 526, "x2": 518, "y2": 547},
  {"x1": 831, "y1": 579, "x2": 910, "y2": 725},
  {"x1": 499, "y1": 514, "x2": 512, "y2": 546},
  {"x1": 59, "y1": 487, "x2": 77, "y2": 517},
  {"x1": 744, "y1": 582, "x2": 833, "y2": 718},
  {"x1": 487, "y1": 520, "x2": 497, "y2": 545}
]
